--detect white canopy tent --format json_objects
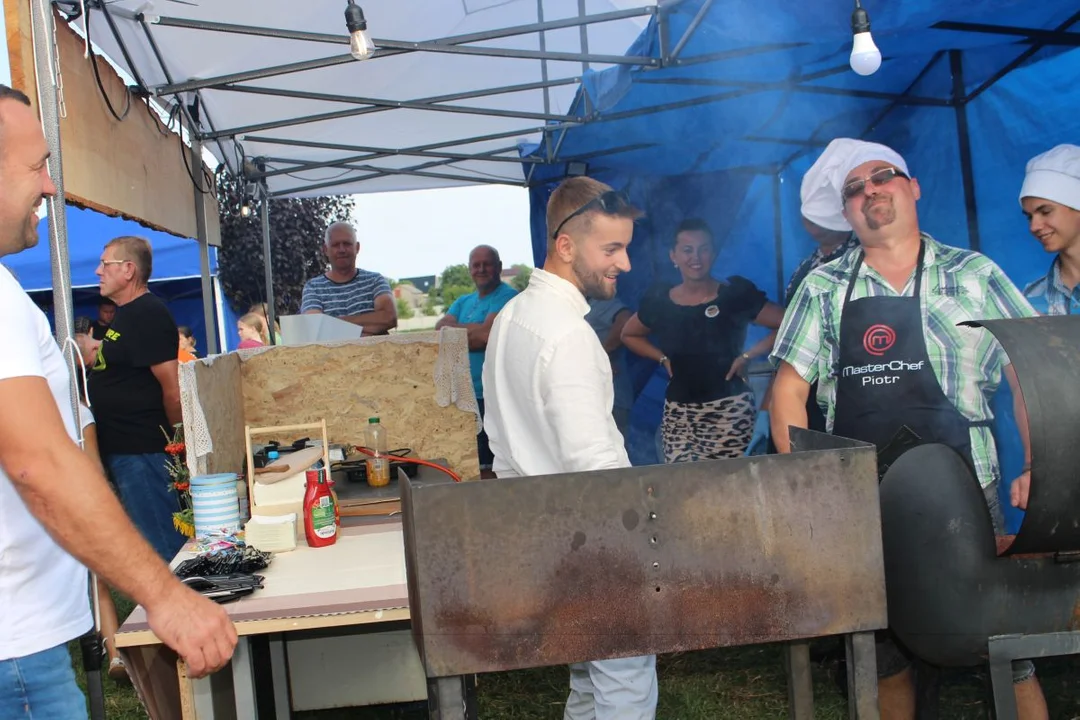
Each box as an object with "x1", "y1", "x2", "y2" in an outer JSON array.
[
  {"x1": 77, "y1": 0, "x2": 658, "y2": 197},
  {"x1": 31, "y1": 0, "x2": 666, "y2": 339}
]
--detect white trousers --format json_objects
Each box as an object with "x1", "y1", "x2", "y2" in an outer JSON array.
[{"x1": 563, "y1": 656, "x2": 658, "y2": 720}]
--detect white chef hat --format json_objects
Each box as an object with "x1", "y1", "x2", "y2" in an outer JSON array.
[
  {"x1": 801, "y1": 138, "x2": 910, "y2": 232},
  {"x1": 1019, "y1": 144, "x2": 1080, "y2": 211}
]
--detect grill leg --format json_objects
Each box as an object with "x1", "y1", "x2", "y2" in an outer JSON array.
[
  {"x1": 428, "y1": 675, "x2": 476, "y2": 720},
  {"x1": 988, "y1": 655, "x2": 1018, "y2": 720},
  {"x1": 786, "y1": 640, "x2": 814, "y2": 720},
  {"x1": 845, "y1": 631, "x2": 880, "y2": 720}
]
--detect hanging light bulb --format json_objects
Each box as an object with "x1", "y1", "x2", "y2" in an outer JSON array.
[
  {"x1": 344, "y1": 1, "x2": 375, "y2": 61},
  {"x1": 849, "y1": 0, "x2": 882, "y2": 76},
  {"x1": 240, "y1": 198, "x2": 253, "y2": 218}
]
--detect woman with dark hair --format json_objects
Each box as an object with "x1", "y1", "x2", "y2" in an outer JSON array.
[
  {"x1": 177, "y1": 325, "x2": 197, "y2": 363},
  {"x1": 622, "y1": 218, "x2": 784, "y2": 462}
]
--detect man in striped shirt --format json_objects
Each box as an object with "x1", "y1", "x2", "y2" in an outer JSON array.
[
  {"x1": 301, "y1": 222, "x2": 397, "y2": 335},
  {"x1": 769, "y1": 138, "x2": 1045, "y2": 719}
]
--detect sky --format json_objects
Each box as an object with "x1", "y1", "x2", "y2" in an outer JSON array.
[
  {"x1": 0, "y1": 7, "x2": 537, "y2": 280},
  {"x1": 350, "y1": 185, "x2": 535, "y2": 281}
]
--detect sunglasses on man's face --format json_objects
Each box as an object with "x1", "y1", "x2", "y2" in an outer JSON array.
[
  {"x1": 551, "y1": 190, "x2": 631, "y2": 240},
  {"x1": 841, "y1": 167, "x2": 910, "y2": 203}
]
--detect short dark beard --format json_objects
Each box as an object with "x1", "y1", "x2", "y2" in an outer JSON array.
[
  {"x1": 572, "y1": 253, "x2": 614, "y2": 299},
  {"x1": 862, "y1": 195, "x2": 896, "y2": 231}
]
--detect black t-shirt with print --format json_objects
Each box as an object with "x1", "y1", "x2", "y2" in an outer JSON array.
[
  {"x1": 638, "y1": 276, "x2": 767, "y2": 404},
  {"x1": 89, "y1": 320, "x2": 110, "y2": 341},
  {"x1": 88, "y1": 293, "x2": 179, "y2": 456}
]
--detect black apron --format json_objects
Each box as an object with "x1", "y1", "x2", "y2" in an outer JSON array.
[{"x1": 832, "y1": 241, "x2": 984, "y2": 474}]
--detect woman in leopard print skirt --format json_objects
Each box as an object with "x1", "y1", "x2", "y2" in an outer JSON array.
[{"x1": 622, "y1": 219, "x2": 784, "y2": 463}]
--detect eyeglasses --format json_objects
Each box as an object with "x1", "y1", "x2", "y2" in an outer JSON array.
[
  {"x1": 551, "y1": 190, "x2": 631, "y2": 240},
  {"x1": 841, "y1": 167, "x2": 910, "y2": 203},
  {"x1": 98, "y1": 259, "x2": 129, "y2": 268}
]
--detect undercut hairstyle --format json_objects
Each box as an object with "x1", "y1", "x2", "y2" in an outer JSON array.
[
  {"x1": 324, "y1": 221, "x2": 357, "y2": 246},
  {"x1": 105, "y1": 236, "x2": 153, "y2": 285},
  {"x1": 545, "y1": 176, "x2": 642, "y2": 253},
  {"x1": 0, "y1": 85, "x2": 31, "y2": 108},
  {"x1": 671, "y1": 217, "x2": 715, "y2": 249}
]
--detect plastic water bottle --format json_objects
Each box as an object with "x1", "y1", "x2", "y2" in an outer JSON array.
[{"x1": 365, "y1": 417, "x2": 391, "y2": 487}]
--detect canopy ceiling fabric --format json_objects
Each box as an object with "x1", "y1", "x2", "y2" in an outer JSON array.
[
  {"x1": 541, "y1": 0, "x2": 1080, "y2": 181},
  {"x1": 77, "y1": 0, "x2": 1079, "y2": 202},
  {"x1": 79, "y1": 0, "x2": 655, "y2": 198}
]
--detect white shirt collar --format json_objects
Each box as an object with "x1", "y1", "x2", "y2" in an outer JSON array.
[{"x1": 529, "y1": 268, "x2": 590, "y2": 317}]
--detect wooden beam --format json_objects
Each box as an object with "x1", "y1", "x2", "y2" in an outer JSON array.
[{"x1": 6, "y1": 2, "x2": 220, "y2": 244}]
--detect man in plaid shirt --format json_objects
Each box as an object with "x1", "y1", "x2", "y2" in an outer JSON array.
[{"x1": 768, "y1": 138, "x2": 1045, "y2": 719}]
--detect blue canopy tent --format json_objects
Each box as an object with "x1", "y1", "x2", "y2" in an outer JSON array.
[
  {"x1": 4, "y1": 205, "x2": 241, "y2": 356},
  {"x1": 524, "y1": 0, "x2": 1080, "y2": 530}
]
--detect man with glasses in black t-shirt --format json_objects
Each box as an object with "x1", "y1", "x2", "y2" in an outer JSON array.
[{"x1": 89, "y1": 235, "x2": 186, "y2": 562}]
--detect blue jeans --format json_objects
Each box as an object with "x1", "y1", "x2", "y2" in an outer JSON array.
[
  {"x1": 0, "y1": 644, "x2": 87, "y2": 720},
  {"x1": 106, "y1": 453, "x2": 186, "y2": 562}
]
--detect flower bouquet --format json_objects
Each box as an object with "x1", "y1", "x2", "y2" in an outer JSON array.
[{"x1": 164, "y1": 424, "x2": 194, "y2": 537}]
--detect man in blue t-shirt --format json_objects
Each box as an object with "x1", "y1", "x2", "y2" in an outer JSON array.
[{"x1": 436, "y1": 245, "x2": 518, "y2": 476}]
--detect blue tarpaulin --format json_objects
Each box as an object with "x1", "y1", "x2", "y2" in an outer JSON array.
[
  {"x1": 2, "y1": 206, "x2": 237, "y2": 355},
  {"x1": 526, "y1": 0, "x2": 1080, "y2": 531}
]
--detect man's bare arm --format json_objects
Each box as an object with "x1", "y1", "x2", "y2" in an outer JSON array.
[
  {"x1": 340, "y1": 293, "x2": 399, "y2": 334},
  {"x1": 602, "y1": 309, "x2": 632, "y2": 354},
  {"x1": 464, "y1": 312, "x2": 499, "y2": 351},
  {"x1": 1005, "y1": 363, "x2": 1033, "y2": 509},
  {"x1": 150, "y1": 359, "x2": 182, "y2": 426},
  {"x1": 435, "y1": 313, "x2": 460, "y2": 330},
  {"x1": 769, "y1": 361, "x2": 812, "y2": 453},
  {"x1": 0, "y1": 376, "x2": 236, "y2": 677}
]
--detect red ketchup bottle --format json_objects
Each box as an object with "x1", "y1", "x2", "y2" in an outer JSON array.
[{"x1": 303, "y1": 468, "x2": 338, "y2": 548}]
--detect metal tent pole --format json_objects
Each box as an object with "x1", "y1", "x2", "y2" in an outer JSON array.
[
  {"x1": 31, "y1": 3, "x2": 104, "y2": 719},
  {"x1": 772, "y1": 172, "x2": 786, "y2": 300},
  {"x1": 260, "y1": 193, "x2": 277, "y2": 345},
  {"x1": 189, "y1": 134, "x2": 220, "y2": 354},
  {"x1": 949, "y1": 50, "x2": 981, "y2": 252},
  {"x1": 31, "y1": 0, "x2": 77, "y2": 402}
]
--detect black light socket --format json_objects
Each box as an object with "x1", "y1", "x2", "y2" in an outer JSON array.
[
  {"x1": 345, "y1": 1, "x2": 368, "y2": 34},
  {"x1": 851, "y1": 0, "x2": 871, "y2": 34}
]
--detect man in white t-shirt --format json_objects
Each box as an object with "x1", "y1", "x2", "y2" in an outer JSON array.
[
  {"x1": 483, "y1": 177, "x2": 657, "y2": 720},
  {"x1": 0, "y1": 85, "x2": 236, "y2": 718}
]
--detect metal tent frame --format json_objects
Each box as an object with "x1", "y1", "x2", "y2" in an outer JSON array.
[{"x1": 34, "y1": 0, "x2": 1080, "y2": 345}]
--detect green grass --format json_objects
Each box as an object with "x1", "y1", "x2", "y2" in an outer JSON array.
[{"x1": 71, "y1": 605, "x2": 1080, "y2": 720}]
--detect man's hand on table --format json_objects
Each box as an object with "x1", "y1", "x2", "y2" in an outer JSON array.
[{"x1": 146, "y1": 583, "x2": 238, "y2": 678}]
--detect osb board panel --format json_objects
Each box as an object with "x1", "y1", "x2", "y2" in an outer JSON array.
[
  {"x1": 240, "y1": 343, "x2": 480, "y2": 481},
  {"x1": 6, "y1": 4, "x2": 220, "y2": 243},
  {"x1": 192, "y1": 354, "x2": 246, "y2": 476}
]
